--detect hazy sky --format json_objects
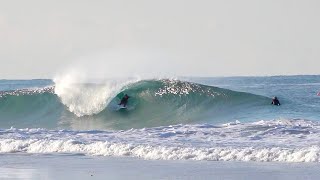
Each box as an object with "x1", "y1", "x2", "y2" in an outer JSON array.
[{"x1": 1, "y1": 0, "x2": 319, "y2": 79}]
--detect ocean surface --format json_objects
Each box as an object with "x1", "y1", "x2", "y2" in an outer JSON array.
[{"x1": 1, "y1": 75, "x2": 320, "y2": 162}]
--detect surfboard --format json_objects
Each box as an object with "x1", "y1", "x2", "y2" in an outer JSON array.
[{"x1": 117, "y1": 105, "x2": 127, "y2": 110}]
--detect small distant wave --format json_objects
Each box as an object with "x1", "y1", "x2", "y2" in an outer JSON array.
[{"x1": 0, "y1": 86, "x2": 54, "y2": 98}]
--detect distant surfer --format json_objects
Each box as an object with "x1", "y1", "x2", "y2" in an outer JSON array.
[
  {"x1": 119, "y1": 94, "x2": 130, "y2": 107},
  {"x1": 271, "y1": 96, "x2": 281, "y2": 106}
]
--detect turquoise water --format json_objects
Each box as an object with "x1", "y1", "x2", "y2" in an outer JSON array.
[
  {"x1": 188, "y1": 75, "x2": 320, "y2": 121},
  {"x1": 0, "y1": 76, "x2": 319, "y2": 130}
]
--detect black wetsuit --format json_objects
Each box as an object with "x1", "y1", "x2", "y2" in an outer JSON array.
[
  {"x1": 271, "y1": 99, "x2": 281, "y2": 106},
  {"x1": 119, "y1": 95, "x2": 130, "y2": 107}
]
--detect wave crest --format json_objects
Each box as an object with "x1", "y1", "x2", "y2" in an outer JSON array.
[{"x1": 53, "y1": 74, "x2": 137, "y2": 117}]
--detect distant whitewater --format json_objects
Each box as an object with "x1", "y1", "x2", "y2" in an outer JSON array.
[{"x1": 1, "y1": 76, "x2": 320, "y2": 162}]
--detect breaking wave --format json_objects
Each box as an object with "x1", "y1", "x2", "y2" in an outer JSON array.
[
  {"x1": 1, "y1": 119, "x2": 320, "y2": 162},
  {"x1": 0, "y1": 79, "x2": 270, "y2": 129}
]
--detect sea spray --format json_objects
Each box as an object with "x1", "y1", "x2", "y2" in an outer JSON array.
[{"x1": 54, "y1": 72, "x2": 139, "y2": 117}]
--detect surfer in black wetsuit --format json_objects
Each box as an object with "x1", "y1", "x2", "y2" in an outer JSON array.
[
  {"x1": 119, "y1": 94, "x2": 130, "y2": 107},
  {"x1": 271, "y1": 97, "x2": 281, "y2": 106}
]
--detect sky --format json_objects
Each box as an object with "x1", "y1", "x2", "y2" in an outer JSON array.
[{"x1": 0, "y1": 0, "x2": 319, "y2": 79}]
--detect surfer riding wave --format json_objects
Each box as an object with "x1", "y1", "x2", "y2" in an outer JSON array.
[{"x1": 119, "y1": 94, "x2": 130, "y2": 107}]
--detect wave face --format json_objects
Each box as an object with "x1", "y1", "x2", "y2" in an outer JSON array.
[
  {"x1": 0, "y1": 87, "x2": 64, "y2": 128},
  {"x1": 0, "y1": 79, "x2": 269, "y2": 130}
]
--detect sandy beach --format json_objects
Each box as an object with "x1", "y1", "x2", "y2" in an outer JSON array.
[{"x1": 1, "y1": 154, "x2": 320, "y2": 180}]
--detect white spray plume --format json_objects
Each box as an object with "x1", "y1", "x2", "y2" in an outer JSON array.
[
  {"x1": 52, "y1": 48, "x2": 178, "y2": 116},
  {"x1": 54, "y1": 70, "x2": 139, "y2": 117}
]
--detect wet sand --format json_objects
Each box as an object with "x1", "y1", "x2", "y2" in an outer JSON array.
[{"x1": 1, "y1": 154, "x2": 320, "y2": 180}]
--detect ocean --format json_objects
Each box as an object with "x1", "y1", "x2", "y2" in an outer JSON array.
[{"x1": 1, "y1": 75, "x2": 320, "y2": 178}]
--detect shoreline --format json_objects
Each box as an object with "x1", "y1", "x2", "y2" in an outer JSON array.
[{"x1": 1, "y1": 154, "x2": 320, "y2": 180}]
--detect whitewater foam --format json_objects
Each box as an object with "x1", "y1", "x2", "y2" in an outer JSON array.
[
  {"x1": 1, "y1": 139, "x2": 320, "y2": 162},
  {"x1": 1, "y1": 119, "x2": 320, "y2": 162}
]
